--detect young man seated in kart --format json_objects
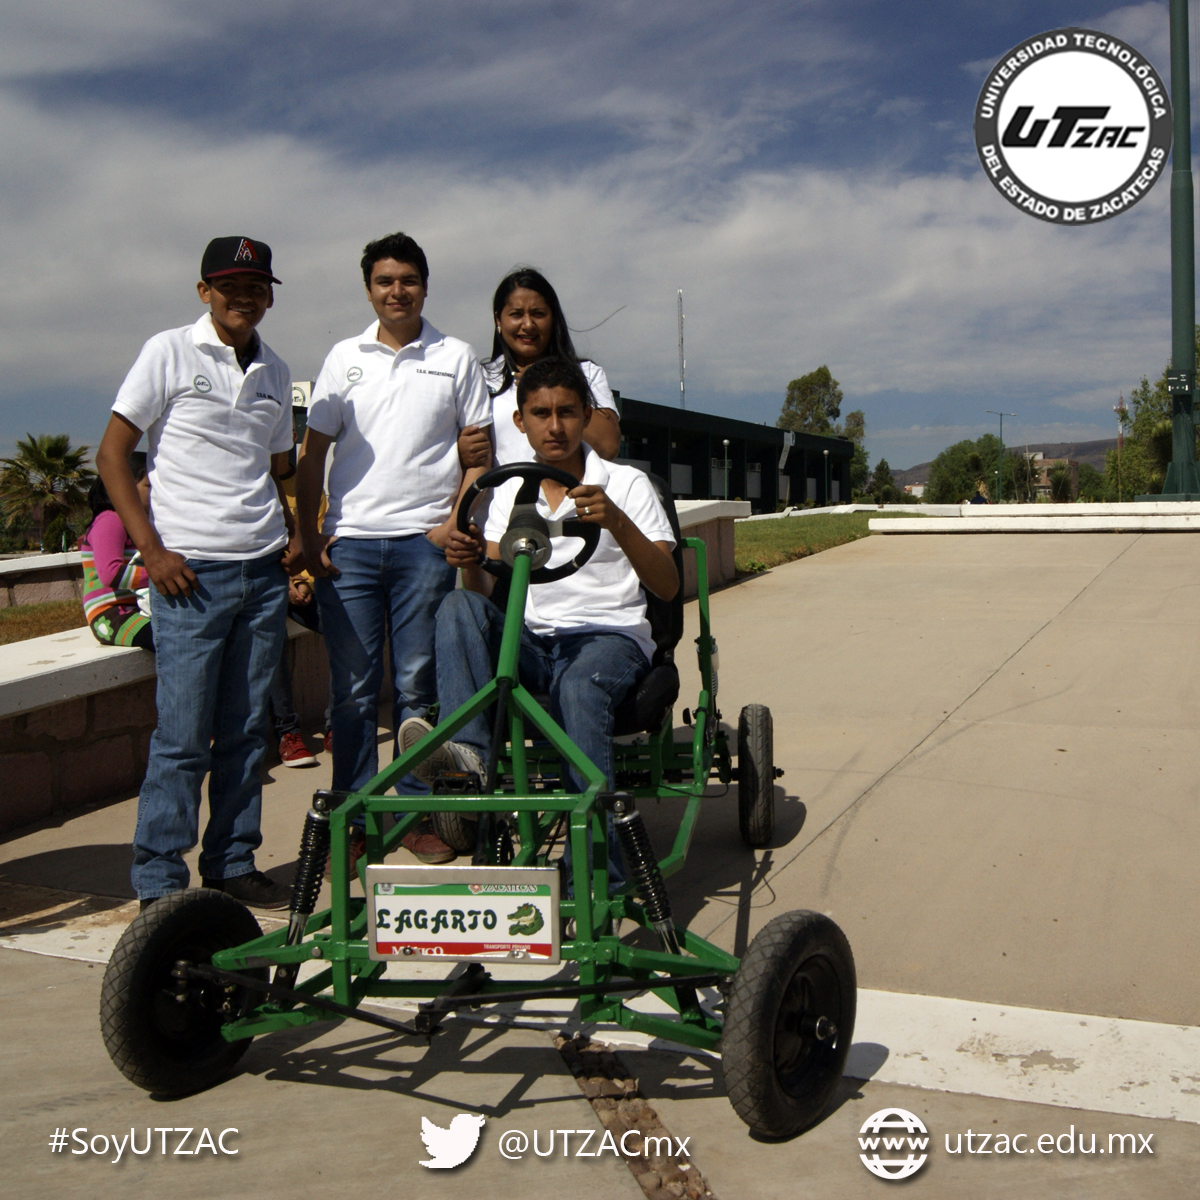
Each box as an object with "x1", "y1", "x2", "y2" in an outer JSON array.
[{"x1": 398, "y1": 356, "x2": 679, "y2": 887}]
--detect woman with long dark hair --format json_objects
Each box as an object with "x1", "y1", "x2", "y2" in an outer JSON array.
[{"x1": 478, "y1": 267, "x2": 622, "y2": 464}]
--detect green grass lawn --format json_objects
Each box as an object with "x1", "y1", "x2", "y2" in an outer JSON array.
[
  {"x1": 0, "y1": 599, "x2": 88, "y2": 645},
  {"x1": 733, "y1": 511, "x2": 910, "y2": 573}
]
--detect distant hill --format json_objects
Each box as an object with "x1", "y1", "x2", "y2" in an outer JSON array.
[{"x1": 893, "y1": 439, "x2": 1117, "y2": 488}]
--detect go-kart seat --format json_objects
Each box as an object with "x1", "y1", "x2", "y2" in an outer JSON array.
[{"x1": 611, "y1": 473, "x2": 685, "y2": 736}]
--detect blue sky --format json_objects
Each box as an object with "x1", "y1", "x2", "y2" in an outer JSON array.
[{"x1": 0, "y1": 1, "x2": 1190, "y2": 469}]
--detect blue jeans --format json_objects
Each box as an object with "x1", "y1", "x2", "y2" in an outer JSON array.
[
  {"x1": 316, "y1": 534, "x2": 457, "y2": 793},
  {"x1": 435, "y1": 589, "x2": 648, "y2": 888},
  {"x1": 132, "y1": 553, "x2": 288, "y2": 900}
]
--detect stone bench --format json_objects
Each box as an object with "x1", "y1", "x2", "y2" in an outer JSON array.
[
  {"x1": 0, "y1": 621, "x2": 328, "y2": 836},
  {"x1": 0, "y1": 551, "x2": 85, "y2": 608}
]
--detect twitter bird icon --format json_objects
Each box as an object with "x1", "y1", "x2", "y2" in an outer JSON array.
[{"x1": 419, "y1": 1112, "x2": 486, "y2": 1169}]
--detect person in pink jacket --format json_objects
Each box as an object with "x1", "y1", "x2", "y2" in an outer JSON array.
[{"x1": 78, "y1": 455, "x2": 154, "y2": 650}]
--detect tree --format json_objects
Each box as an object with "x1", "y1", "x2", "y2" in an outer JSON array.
[
  {"x1": 778, "y1": 366, "x2": 842, "y2": 434},
  {"x1": 0, "y1": 434, "x2": 94, "y2": 542},
  {"x1": 870, "y1": 458, "x2": 901, "y2": 503},
  {"x1": 1047, "y1": 465, "x2": 1074, "y2": 503},
  {"x1": 1010, "y1": 451, "x2": 1038, "y2": 503},
  {"x1": 925, "y1": 433, "x2": 1013, "y2": 503},
  {"x1": 41, "y1": 513, "x2": 78, "y2": 553},
  {"x1": 840, "y1": 409, "x2": 870, "y2": 495},
  {"x1": 1104, "y1": 325, "x2": 1200, "y2": 498},
  {"x1": 840, "y1": 409, "x2": 865, "y2": 444},
  {"x1": 1077, "y1": 462, "x2": 1105, "y2": 501}
]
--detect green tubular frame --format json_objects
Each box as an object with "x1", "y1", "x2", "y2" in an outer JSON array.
[{"x1": 214, "y1": 537, "x2": 736, "y2": 1051}]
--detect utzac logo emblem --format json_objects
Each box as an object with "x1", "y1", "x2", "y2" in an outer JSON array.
[
  {"x1": 858, "y1": 1107, "x2": 930, "y2": 1180},
  {"x1": 193, "y1": 374, "x2": 213, "y2": 393},
  {"x1": 346, "y1": 366, "x2": 363, "y2": 383},
  {"x1": 974, "y1": 28, "x2": 1171, "y2": 224}
]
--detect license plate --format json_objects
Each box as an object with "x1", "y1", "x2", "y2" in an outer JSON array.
[{"x1": 365, "y1": 865, "x2": 561, "y2": 964}]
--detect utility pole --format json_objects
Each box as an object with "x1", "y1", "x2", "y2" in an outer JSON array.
[
  {"x1": 722, "y1": 439, "x2": 730, "y2": 500},
  {"x1": 986, "y1": 410, "x2": 1016, "y2": 503},
  {"x1": 1114, "y1": 398, "x2": 1127, "y2": 502},
  {"x1": 1148, "y1": 0, "x2": 1200, "y2": 497},
  {"x1": 677, "y1": 290, "x2": 686, "y2": 410}
]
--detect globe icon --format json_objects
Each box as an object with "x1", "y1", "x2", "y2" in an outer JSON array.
[{"x1": 858, "y1": 1107, "x2": 930, "y2": 1180}]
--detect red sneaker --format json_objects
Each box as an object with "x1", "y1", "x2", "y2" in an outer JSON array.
[
  {"x1": 324, "y1": 831, "x2": 367, "y2": 880},
  {"x1": 279, "y1": 731, "x2": 317, "y2": 768},
  {"x1": 402, "y1": 826, "x2": 456, "y2": 864},
  {"x1": 323, "y1": 730, "x2": 332, "y2": 755}
]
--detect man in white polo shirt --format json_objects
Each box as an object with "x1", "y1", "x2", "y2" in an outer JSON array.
[
  {"x1": 401, "y1": 356, "x2": 678, "y2": 888},
  {"x1": 296, "y1": 231, "x2": 491, "y2": 864},
  {"x1": 95, "y1": 236, "x2": 295, "y2": 910}
]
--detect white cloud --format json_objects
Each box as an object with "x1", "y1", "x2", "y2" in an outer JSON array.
[
  {"x1": 0, "y1": 82, "x2": 1176, "y2": 461},
  {"x1": 1092, "y1": 3, "x2": 1171, "y2": 70},
  {"x1": 0, "y1": 1, "x2": 207, "y2": 78}
]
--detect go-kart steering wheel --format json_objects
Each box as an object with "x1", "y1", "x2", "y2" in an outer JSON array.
[{"x1": 455, "y1": 462, "x2": 601, "y2": 584}]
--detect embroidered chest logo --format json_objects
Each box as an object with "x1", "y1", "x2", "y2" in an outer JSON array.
[
  {"x1": 234, "y1": 238, "x2": 259, "y2": 263},
  {"x1": 193, "y1": 375, "x2": 213, "y2": 393},
  {"x1": 347, "y1": 366, "x2": 363, "y2": 382},
  {"x1": 256, "y1": 392, "x2": 279, "y2": 403},
  {"x1": 415, "y1": 368, "x2": 455, "y2": 379}
]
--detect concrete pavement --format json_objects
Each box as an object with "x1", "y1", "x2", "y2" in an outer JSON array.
[{"x1": 4, "y1": 530, "x2": 1200, "y2": 1197}]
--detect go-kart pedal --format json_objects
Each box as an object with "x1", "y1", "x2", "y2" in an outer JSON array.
[{"x1": 431, "y1": 770, "x2": 483, "y2": 794}]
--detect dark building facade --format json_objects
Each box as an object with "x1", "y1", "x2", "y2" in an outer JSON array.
[{"x1": 613, "y1": 394, "x2": 854, "y2": 514}]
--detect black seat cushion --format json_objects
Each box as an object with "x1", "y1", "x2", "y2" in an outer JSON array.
[
  {"x1": 610, "y1": 474, "x2": 685, "y2": 736},
  {"x1": 612, "y1": 661, "x2": 680, "y2": 737}
]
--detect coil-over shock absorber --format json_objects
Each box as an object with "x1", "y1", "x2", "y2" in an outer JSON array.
[
  {"x1": 607, "y1": 793, "x2": 699, "y2": 1014},
  {"x1": 274, "y1": 791, "x2": 333, "y2": 992}
]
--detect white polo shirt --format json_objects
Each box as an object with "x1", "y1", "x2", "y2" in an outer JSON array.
[
  {"x1": 483, "y1": 448, "x2": 675, "y2": 664},
  {"x1": 307, "y1": 319, "x2": 492, "y2": 538},
  {"x1": 112, "y1": 313, "x2": 292, "y2": 560},
  {"x1": 484, "y1": 358, "x2": 618, "y2": 466}
]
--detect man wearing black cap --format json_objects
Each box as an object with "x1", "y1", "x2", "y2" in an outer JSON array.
[{"x1": 96, "y1": 236, "x2": 297, "y2": 910}]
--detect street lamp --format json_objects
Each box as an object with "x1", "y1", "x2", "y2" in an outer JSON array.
[
  {"x1": 823, "y1": 448, "x2": 830, "y2": 506},
  {"x1": 985, "y1": 410, "x2": 1015, "y2": 503},
  {"x1": 722, "y1": 439, "x2": 730, "y2": 500},
  {"x1": 1152, "y1": 0, "x2": 1200, "y2": 497}
]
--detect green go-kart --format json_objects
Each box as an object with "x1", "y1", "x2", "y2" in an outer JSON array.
[{"x1": 100, "y1": 463, "x2": 856, "y2": 1139}]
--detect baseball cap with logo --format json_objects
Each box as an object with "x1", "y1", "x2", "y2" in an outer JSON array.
[{"x1": 201, "y1": 236, "x2": 282, "y2": 284}]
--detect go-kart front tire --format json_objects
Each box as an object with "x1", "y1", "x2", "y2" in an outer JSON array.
[
  {"x1": 737, "y1": 703, "x2": 775, "y2": 847},
  {"x1": 722, "y1": 910, "x2": 856, "y2": 1139},
  {"x1": 100, "y1": 888, "x2": 265, "y2": 1096}
]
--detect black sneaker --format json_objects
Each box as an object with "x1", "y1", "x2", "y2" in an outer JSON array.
[{"x1": 202, "y1": 870, "x2": 292, "y2": 910}]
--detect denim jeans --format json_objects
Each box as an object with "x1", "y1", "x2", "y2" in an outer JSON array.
[
  {"x1": 269, "y1": 645, "x2": 299, "y2": 738},
  {"x1": 434, "y1": 589, "x2": 648, "y2": 888},
  {"x1": 316, "y1": 534, "x2": 457, "y2": 793},
  {"x1": 132, "y1": 553, "x2": 288, "y2": 899}
]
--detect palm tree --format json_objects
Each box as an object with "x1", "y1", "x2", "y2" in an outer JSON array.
[{"x1": 0, "y1": 434, "x2": 95, "y2": 542}]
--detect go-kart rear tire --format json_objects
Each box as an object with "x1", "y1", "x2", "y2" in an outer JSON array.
[
  {"x1": 99, "y1": 888, "x2": 265, "y2": 1096},
  {"x1": 431, "y1": 810, "x2": 479, "y2": 855},
  {"x1": 722, "y1": 910, "x2": 856, "y2": 1139},
  {"x1": 737, "y1": 703, "x2": 774, "y2": 847}
]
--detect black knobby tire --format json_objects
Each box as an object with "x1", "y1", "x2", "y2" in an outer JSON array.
[
  {"x1": 99, "y1": 889, "x2": 265, "y2": 1096},
  {"x1": 738, "y1": 703, "x2": 775, "y2": 847},
  {"x1": 431, "y1": 810, "x2": 479, "y2": 855},
  {"x1": 722, "y1": 910, "x2": 856, "y2": 1139}
]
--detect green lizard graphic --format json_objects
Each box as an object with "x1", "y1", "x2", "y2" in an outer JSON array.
[{"x1": 507, "y1": 902, "x2": 544, "y2": 937}]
